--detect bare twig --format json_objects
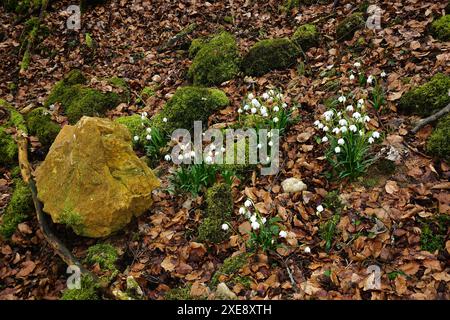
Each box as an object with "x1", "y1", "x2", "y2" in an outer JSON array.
[{"x1": 411, "y1": 103, "x2": 450, "y2": 134}]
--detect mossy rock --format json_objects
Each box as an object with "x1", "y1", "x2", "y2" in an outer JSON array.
[
  {"x1": 0, "y1": 127, "x2": 17, "y2": 167},
  {"x1": 210, "y1": 253, "x2": 250, "y2": 289},
  {"x1": 26, "y1": 107, "x2": 60, "y2": 148},
  {"x1": 197, "y1": 183, "x2": 233, "y2": 243},
  {"x1": 151, "y1": 86, "x2": 229, "y2": 134},
  {"x1": 188, "y1": 38, "x2": 207, "y2": 58},
  {"x1": 283, "y1": 0, "x2": 331, "y2": 10},
  {"x1": 85, "y1": 243, "x2": 119, "y2": 272},
  {"x1": 426, "y1": 114, "x2": 450, "y2": 162},
  {"x1": 398, "y1": 73, "x2": 450, "y2": 116},
  {"x1": 0, "y1": 179, "x2": 34, "y2": 239},
  {"x1": 115, "y1": 114, "x2": 151, "y2": 149},
  {"x1": 241, "y1": 38, "x2": 300, "y2": 76},
  {"x1": 292, "y1": 24, "x2": 319, "y2": 50},
  {"x1": 0, "y1": 99, "x2": 28, "y2": 134},
  {"x1": 336, "y1": 13, "x2": 365, "y2": 41},
  {"x1": 188, "y1": 32, "x2": 240, "y2": 86},
  {"x1": 431, "y1": 15, "x2": 450, "y2": 41},
  {"x1": 165, "y1": 285, "x2": 192, "y2": 300},
  {"x1": 1, "y1": 0, "x2": 42, "y2": 14},
  {"x1": 61, "y1": 274, "x2": 99, "y2": 300},
  {"x1": 45, "y1": 70, "x2": 128, "y2": 124}
]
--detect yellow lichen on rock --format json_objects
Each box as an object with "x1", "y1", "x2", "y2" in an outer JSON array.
[{"x1": 35, "y1": 117, "x2": 160, "y2": 238}]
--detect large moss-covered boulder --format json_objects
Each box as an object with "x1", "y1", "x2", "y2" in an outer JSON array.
[
  {"x1": 431, "y1": 15, "x2": 450, "y2": 41},
  {"x1": 198, "y1": 183, "x2": 233, "y2": 243},
  {"x1": 336, "y1": 13, "x2": 365, "y2": 41},
  {"x1": 0, "y1": 179, "x2": 34, "y2": 239},
  {"x1": 151, "y1": 86, "x2": 229, "y2": 134},
  {"x1": 427, "y1": 114, "x2": 450, "y2": 162},
  {"x1": 26, "y1": 107, "x2": 61, "y2": 148},
  {"x1": 292, "y1": 24, "x2": 319, "y2": 50},
  {"x1": 0, "y1": 127, "x2": 17, "y2": 166},
  {"x1": 188, "y1": 32, "x2": 240, "y2": 86},
  {"x1": 35, "y1": 117, "x2": 160, "y2": 238},
  {"x1": 45, "y1": 70, "x2": 129, "y2": 124},
  {"x1": 241, "y1": 38, "x2": 300, "y2": 76},
  {"x1": 398, "y1": 73, "x2": 450, "y2": 116}
]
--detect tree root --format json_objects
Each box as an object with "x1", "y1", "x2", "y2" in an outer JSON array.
[{"x1": 411, "y1": 103, "x2": 450, "y2": 134}]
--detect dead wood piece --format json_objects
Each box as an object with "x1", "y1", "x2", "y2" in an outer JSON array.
[{"x1": 411, "y1": 103, "x2": 450, "y2": 134}]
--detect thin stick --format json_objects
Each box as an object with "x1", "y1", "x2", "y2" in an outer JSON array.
[{"x1": 411, "y1": 103, "x2": 450, "y2": 134}]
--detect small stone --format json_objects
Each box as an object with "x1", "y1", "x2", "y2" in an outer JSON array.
[
  {"x1": 281, "y1": 178, "x2": 307, "y2": 193},
  {"x1": 152, "y1": 74, "x2": 162, "y2": 83},
  {"x1": 215, "y1": 283, "x2": 237, "y2": 300}
]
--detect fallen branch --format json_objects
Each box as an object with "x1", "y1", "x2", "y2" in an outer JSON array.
[
  {"x1": 157, "y1": 23, "x2": 197, "y2": 53},
  {"x1": 411, "y1": 103, "x2": 450, "y2": 134}
]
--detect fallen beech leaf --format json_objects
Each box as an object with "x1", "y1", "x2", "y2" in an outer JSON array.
[
  {"x1": 17, "y1": 261, "x2": 36, "y2": 277},
  {"x1": 161, "y1": 256, "x2": 176, "y2": 272},
  {"x1": 385, "y1": 180, "x2": 399, "y2": 194}
]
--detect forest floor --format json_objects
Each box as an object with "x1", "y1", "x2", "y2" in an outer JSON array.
[{"x1": 0, "y1": 0, "x2": 449, "y2": 300}]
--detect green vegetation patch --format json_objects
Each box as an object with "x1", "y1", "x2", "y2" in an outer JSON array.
[
  {"x1": 336, "y1": 13, "x2": 365, "y2": 41},
  {"x1": 210, "y1": 253, "x2": 251, "y2": 289},
  {"x1": 431, "y1": 14, "x2": 450, "y2": 41},
  {"x1": 420, "y1": 215, "x2": 449, "y2": 253},
  {"x1": 241, "y1": 38, "x2": 300, "y2": 76},
  {"x1": 85, "y1": 243, "x2": 119, "y2": 272},
  {"x1": 427, "y1": 114, "x2": 450, "y2": 162},
  {"x1": 0, "y1": 127, "x2": 17, "y2": 167},
  {"x1": 61, "y1": 274, "x2": 99, "y2": 300},
  {"x1": 292, "y1": 24, "x2": 319, "y2": 50},
  {"x1": 398, "y1": 73, "x2": 450, "y2": 116},
  {"x1": 115, "y1": 114, "x2": 151, "y2": 148},
  {"x1": 26, "y1": 107, "x2": 60, "y2": 148},
  {"x1": 188, "y1": 32, "x2": 240, "y2": 86}
]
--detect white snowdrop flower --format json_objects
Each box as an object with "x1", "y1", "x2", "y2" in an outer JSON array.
[
  {"x1": 146, "y1": 134, "x2": 152, "y2": 140},
  {"x1": 349, "y1": 74, "x2": 355, "y2": 81},
  {"x1": 352, "y1": 112, "x2": 361, "y2": 119},
  {"x1": 332, "y1": 127, "x2": 340, "y2": 134},
  {"x1": 323, "y1": 126, "x2": 329, "y2": 132},
  {"x1": 244, "y1": 199, "x2": 253, "y2": 207},
  {"x1": 146, "y1": 127, "x2": 152, "y2": 133},
  {"x1": 368, "y1": 137, "x2": 375, "y2": 144},
  {"x1": 346, "y1": 105, "x2": 354, "y2": 112},
  {"x1": 381, "y1": 71, "x2": 387, "y2": 78},
  {"x1": 338, "y1": 138, "x2": 345, "y2": 145},
  {"x1": 205, "y1": 155, "x2": 213, "y2": 163},
  {"x1": 273, "y1": 106, "x2": 280, "y2": 112},
  {"x1": 279, "y1": 230, "x2": 287, "y2": 238},
  {"x1": 262, "y1": 92, "x2": 270, "y2": 100},
  {"x1": 357, "y1": 98, "x2": 364, "y2": 106},
  {"x1": 349, "y1": 125, "x2": 357, "y2": 132},
  {"x1": 178, "y1": 154, "x2": 184, "y2": 161},
  {"x1": 221, "y1": 224, "x2": 229, "y2": 231},
  {"x1": 354, "y1": 62, "x2": 361, "y2": 68},
  {"x1": 260, "y1": 106, "x2": 267, "y2": 114},
  {"x1": 321, "y1": 136, "x2": 328, "y2": 143},
  {"x1": 164, "y1": 154, "x2": 171, "y2": 161},
  {"x1": 338, "y1": 95, "x2": 346, "y2": 103},
  {"x1": 141, "y1": 115, "x2": 147, "y2": 120},
  {"x1": 261, "y1": 111, "x2": 268, "y2": 117},
  {"x1": 251, "y1": 107, "x2": 257, "y2": 114},
  {"x1": 316, "y1": 205, "x2": 324, "y2": 213},
  {"x1": 324, "y1": 110, "x2": 334, "y2": 118},
  {"x1": 304, "y1": 246, "x2": 311, "y2": 254},
  {"x1": 337, "y1": 112, "x2": 342, "y2": 117},
  {"x1": 273, "y1": 117, "x2": 279, "y2": 123},
  {"x1": 335, "y1": 146, "x2": 341, "y2": 153},
  {"x1": 251, "y1": 221, "x2": 260, "y2": 230},
  {"x1": 372, "y1": 131, "x2": 380, "y2": 139},
  {"x1": 359, "y1": 130, "x2": 364, "y2": 136},
  {"x1": 339, "y1": 119, "x2": 347, "y2": 126},
  {"x1": 261, "y1": 217, "x2": 267, "y2": 224},
  {"x1": 340, "y1": 126, "x2": 347, "y2": 133},
  {"x1": 190, "y1": 151, "x2": 196, "y2": 157},
  {"x1": 314, "y1": 120, "x2": 321, "y2": 127},
  {"x1": 277, "y1": 93, "x2": 283, "y2": 99},
  {"x1": 238, "y1": 108, "x2": 243, "y2": 113},
  {"x1": 268, "y1": 141, "x2": 273, "y2": 147},
  {"x1": 364, "y1": 115, "x2": 370, "y2": 122},
  {"x1": 163, "y1": 117, "x2": 168, "y2": 122},
  {"x1": 367, "y1": 75, "x2": 374, "y2": 84},
  {"x1": 243, "y1": 104, "x2": 250, "y2": 110},
  {"x1": 134, "y1": 135, "x2": 140, "y2": 142},
  {"x1": 267, "y1": 132, "x2": 273, "y2": 138},
  {"x1": 248, "y1": 93, "x2": 254, "y2": 100},
  {"x1": 180, "y1": 144, "x2": 186, "y2": 151},
  {"x1": 268, "y1": 89, "x2": 275, "y2": 96},
  {"x1": 251, "y1": 99, "x2": 260, "y2": 108},
  {"x1": 257, "y1": 143, "x2": 262, "y2": 149},
  {"x1": 282, "y1": 103, "x2": 287, "y2": 108},
  {"x1": 239, "y1": 207, "x2": 246, "y2": 215},
  {"x1": 221, "y1": 147, "x2": 226, "y2": 153}
]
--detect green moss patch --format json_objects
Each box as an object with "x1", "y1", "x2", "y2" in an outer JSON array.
[
  {"x1": 431, "y1": 15, "x2": 450, "y2": 41},
  {"x1": 336, "y1": 13, "x2": 365, "y2": 41},
  {"x1": 165, "y1": 285, "x2": 193, "y2": 300},
  {"x1": 1, "y1": 0, "x2": 43, "y2": 14},
  {"x1": 45, "y1": 70, "x2": 128, "y2": 124},
  {"x1": 292, "y1": 24, "x2": 319, "y2": 50},
  {"x1": 115, "y1": 114, "x2": 151, "y2": 149},
  {"x1": 188, "y1": 32, "x2": 240, "y2": 86},
  {"x1": 398, "y1": 73, "x2": 450, "y2": 116},
  {"x1": 85, "y1": 243, "x2": 119, "y2": 272},
  {"x1": 210, "y1": 253, "x2": 250, "y2": 289},
  {"x1": 0, "y1": 127, "x2": 17, "y2": 167},
  {"x1": 420, "y1": 215, "x2": 449, "y2": 253},
  {"x1": 198, "y1": 183, "x2": 233, "y2": 243},
  {"x1": 151, "y1": 86, "x2": 229, "y2": 134},
  {"x1": 427, "y1": 114, "x2": 450, "y2": 161},
  {"x1": 241, "y1": 38, "x2": 300, "y2": 76},
  {"x1": 0, "y1": 179, "x2": 34, "y2": 239},
  {"x1": 26, "y1": 107, "x2": 60, "y2": 148}
]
